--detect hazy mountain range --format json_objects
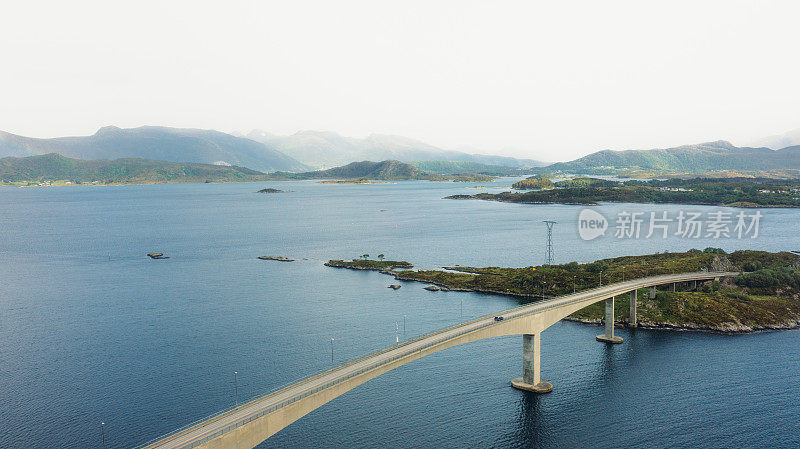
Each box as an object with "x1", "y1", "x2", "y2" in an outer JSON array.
[
  {"x1": 271, "y1": 160, "x2": 440, "y2": 181},
  {"x1": 748, "y1": 128, "x2": 800, "y2": 150},
  {"x1": 5, "y1": 125, "x2": 800, "y2": 180},
  {"x1": 0, "y1": 153, "x2": 267, "y2": 184},
  {"x1": 539, "y1": 140, "x2": 800, "y2": 174},
  {"x1": 241, "y1": 130, "x2": 543, "y2": 169},
  {"x1": 0, "y1": 126, "x2": 309, "y2": 173}
]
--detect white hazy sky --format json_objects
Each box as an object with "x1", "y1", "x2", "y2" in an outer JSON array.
[{"x1": 2, "y1": 0, "x2": 799, "y2": 160}]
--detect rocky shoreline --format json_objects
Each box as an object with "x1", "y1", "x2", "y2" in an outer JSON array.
[
  {"x1": 563, "y1": 316, "x2": 800, "y2": 334},
  {"x1": 326, "y1": 259, "x2": 799, "y2": 334}
]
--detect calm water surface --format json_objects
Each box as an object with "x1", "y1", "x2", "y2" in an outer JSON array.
[{"x1": 1, "y1": 179, "x2": 798, "y2": 448}]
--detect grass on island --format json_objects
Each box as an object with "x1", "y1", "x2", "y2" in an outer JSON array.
[{"x1": 570, "y1": 288, "x2": 800, "y2": 329}]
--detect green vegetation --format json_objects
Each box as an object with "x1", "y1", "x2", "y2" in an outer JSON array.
[
  {"x1": 332, "y1": 249, "x2": 800, "y2": 332},
  {"x1": 325, "y1": 259, "x2": 414, "y2": 271},
  {"x1": 447, "y1": 177, "x2": 800, "y2": 207},
  {"x1": 269, "y1": 160, "x2": 495, "y2": 182},
  {"x1": 0, "y1": 153, "x2": 269, "y2": 186},
  {"x1": 570, "y1": 289, "x2": 800, "y2": 331},
  {"x1": 527, "y1": 140, "x2": 800, "y2": 177},
  {"x1": 511, "y1": 176, "x2": 554, "y2": 190},
  {"x1": 410, "y1": 160, "x2": 537, "y2": 177}
]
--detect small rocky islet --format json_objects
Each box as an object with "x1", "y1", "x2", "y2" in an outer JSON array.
[{"x1": 258, "y1": 256, "x2": 295, "y2": 262}]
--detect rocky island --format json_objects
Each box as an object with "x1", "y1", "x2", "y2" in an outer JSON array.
[
  {"x1": 327, "y1": 249, "x2": 800, "y2": 333},
  {"x1": 325, "y1": 259, "x2": 414, "y2": 271}
]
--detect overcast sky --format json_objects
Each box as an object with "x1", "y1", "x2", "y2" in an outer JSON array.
[{"x1": 2, "y1": 0, "x2": 799, "y2": 160}]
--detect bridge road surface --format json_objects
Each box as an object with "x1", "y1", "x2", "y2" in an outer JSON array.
[{"x1": 138, "y1": 271, "x2": 737, "y2": 449}]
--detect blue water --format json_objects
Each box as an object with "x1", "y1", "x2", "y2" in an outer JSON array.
[{"x1": 1, "y1": 179, "x2": 798, "y2": 448}]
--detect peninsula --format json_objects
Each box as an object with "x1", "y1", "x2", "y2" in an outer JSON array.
[
  {"x1": 328, "y1": 249, "x2": 800, "y2": 333},
  {"x1": 447, "y1": 177, "x2": 800, "y2": 208}
]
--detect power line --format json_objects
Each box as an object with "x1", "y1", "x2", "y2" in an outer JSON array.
[{"x1": 543, "y1": 221, "x2": 556, "y2": 265}]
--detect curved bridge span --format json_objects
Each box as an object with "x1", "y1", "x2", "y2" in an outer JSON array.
[{"x1": 138, "y1": 271, "x2": 737, "y2": 449}]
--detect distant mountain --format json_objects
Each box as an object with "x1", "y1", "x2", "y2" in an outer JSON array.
[
  {"x1": 541, "y1": 140, "x2": 800, "y2": 174},
  {"x1": 276, "y1": 160, "x2": 438, "y2": 180},
  {"x1": 409, "y1": 160, "x2": 536, "y2": 176},
  {"x1": 748, "y1": 128, "x2": 800, "y2": 150},
  {"x1": 243, "y1": 130, "x2": 543, "y2": 169},
  {"x1": 0, "y1": 153, "x2": 268, "y2": 184},
  {"x1": 0, "y1": 126, "x2": 309, "y2": 173}
]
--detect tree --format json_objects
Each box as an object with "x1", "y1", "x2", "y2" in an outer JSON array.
[
  {"x1": 378, "y1": 254, "x2": 385, "y2": 261},
  {"x1": 361, "y1": 254, "x2": 370, "y2": 260}
]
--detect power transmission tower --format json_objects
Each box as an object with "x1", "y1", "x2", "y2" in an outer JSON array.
[{"x1": 543, "y1": 221, "x2": 556, "y2": 265}]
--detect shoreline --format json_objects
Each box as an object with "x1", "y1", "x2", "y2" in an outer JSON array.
[
  {"x1": 444, "y1": 194, "x2": 800, "y2": 209},
  {"x1": 327, "y1": 261, "x2": 799, "y2": 335},
  {"x1": 562, "y1": 316, "x2": 800, "y2": 334}
]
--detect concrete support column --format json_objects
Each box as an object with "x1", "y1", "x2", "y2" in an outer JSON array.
[
  {"x1": 630, "y1": 290, "x2": 637, "y2": 327},
  {"x1": 511, "y1": 333, "x2": 552, "y2": 393},
  {"x1": 649, "y1": 286, "x2": 656, "y2": 299},
  {"x1": 691, "y1": 280, "x2": 697, "y2": 290},
  {"x1": 670, "y1": 283, "x2": 676, "y2": 292},
  {"x1": 596, "y1": 296, "x2": 623, "y2": 343}
]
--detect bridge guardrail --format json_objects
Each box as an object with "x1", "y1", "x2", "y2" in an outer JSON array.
[{"x1": 135, "y1": 271, "x2": 735, "y2": 449}]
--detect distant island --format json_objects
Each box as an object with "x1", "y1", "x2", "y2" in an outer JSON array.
[
  {"x1": 268, "y1": 160, "x2": 496, "y2": 182},
  {"x1": 318, "y1": 179, "x2": 383, "y2": 184},
  {"x1": 328, "y1": 249, "x2": 800, "y2": 333},
  {"x1": 257, "y1": 188, "x2": 287, "y2": 193},
  {"x1": 447, "y1": 177, "x2": 800, "y2": 208},
  {"x1": 0, "y1": 153, "x2": 271, "y2": 186}
]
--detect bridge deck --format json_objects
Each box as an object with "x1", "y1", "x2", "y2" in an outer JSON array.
[{"x1": 138, "y1": 271, "x2": 737, "y2": 449}]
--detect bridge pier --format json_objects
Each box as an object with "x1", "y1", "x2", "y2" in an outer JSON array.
[
  {"x1": 649, "y1": 286, "x2": 656, "y2": 299},
  {"x1": 629, "y1": 290, "x2": 637, "y2": 327},
  {"x1": 670, "y1": 283, "x2": 676, "y2": 292},
  {"x1": 511, "y1": 333, "x2": 552, "y2": 393},
  {"x1": 596, "y1": 296, "x2": 623, "y2": 343}
]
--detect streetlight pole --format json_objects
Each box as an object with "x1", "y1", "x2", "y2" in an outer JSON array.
[
  {"x1": 395, "y1": 321, "x2": 399, "y2": 343},
  {"x1": 330, "y1": 337, "x2": 334, "y2": 364},
  {"x1": 403, "y1": 315, "x2": 407, "y2": 335},
  {"x1": 600, "y1": 271, "x2": 602, "y2": 286},
  {"x1": 573, "y1": 276, "x2": 576, "y2": 293},
  {"x1": 101, "y1": 422, "x2": 105, "y2": 449},
  {"x1": 234, "y1": 371, "x2": 239, "y2": 406}
]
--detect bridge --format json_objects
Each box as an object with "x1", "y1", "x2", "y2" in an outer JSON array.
[{"x1": 137, "y1": 270, "x2": 737, "y2": 449}]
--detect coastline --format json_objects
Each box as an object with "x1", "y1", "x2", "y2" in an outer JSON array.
[
  {"x1": 327, "y1": 260, "x2": 800, "y2": 335},
  {"x1": 562, "y1": 316, "x2": 800, "y2": 334}
]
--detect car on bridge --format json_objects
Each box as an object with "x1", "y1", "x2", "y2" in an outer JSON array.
[{"x1": 494, "y1": 316, "x2": 504, "y2": 322}]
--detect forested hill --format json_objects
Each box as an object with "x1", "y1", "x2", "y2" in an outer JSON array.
[
  {"x1": 542, "y1": 140, "x2": 800, "y2": 174},
  {"x1": 272, "y1": 160, "x2": 449, "y2": 180},
  {"x1": 0, "y1": 153, "x2": 268, "y2": 185}
]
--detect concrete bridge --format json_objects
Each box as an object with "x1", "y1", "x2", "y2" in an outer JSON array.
[{"x1": 136, "y1": 271, "x2": 736, "y2": 449}]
